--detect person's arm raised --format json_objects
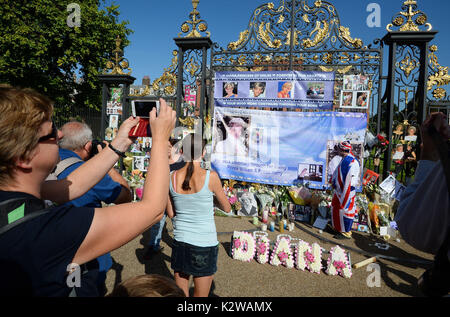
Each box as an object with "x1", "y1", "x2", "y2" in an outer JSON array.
[
  {"x1": 72, "y1": 98, "x2": 176, "y2": 266},
  {"x1": 41, "y1": 117, "x2": 139, "y2": 204}
]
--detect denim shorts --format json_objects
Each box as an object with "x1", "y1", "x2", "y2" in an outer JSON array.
[{"x1": 171, "y1": 240, "x2": 219, "y2": 277}]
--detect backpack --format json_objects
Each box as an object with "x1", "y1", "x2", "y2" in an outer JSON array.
[{"x1": 46, "y1": 157, "x2": 83, "y2": 181}]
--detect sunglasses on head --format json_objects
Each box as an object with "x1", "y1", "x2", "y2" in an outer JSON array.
[{"x1": 38, "y1": 121, "x2": 58, "y2": 143}]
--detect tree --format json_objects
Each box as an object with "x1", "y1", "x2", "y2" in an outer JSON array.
[{"x1": 0, "y1": 0, "x2": 133, "y2": 115}]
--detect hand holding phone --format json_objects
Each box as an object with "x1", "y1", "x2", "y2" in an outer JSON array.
[{"x1": 129, "y1": 100, "x2": 160, "y2": 137}]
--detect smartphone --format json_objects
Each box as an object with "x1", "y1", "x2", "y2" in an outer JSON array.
[{"x1": 131, "y1": 100, "x2": 160, "y2": 118}]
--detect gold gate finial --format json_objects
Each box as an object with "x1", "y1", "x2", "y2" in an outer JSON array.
[
  {"x1": 103, "y1": 35, "x2": 132, "y2": 75},
  {"x1": 179, "y1": 0, "x2": 210, "y2": 38},
  {"x1": 387, "y1": 0, "x2": 432, "y2": 32}
]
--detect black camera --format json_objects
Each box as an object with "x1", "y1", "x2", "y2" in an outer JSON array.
[{"x1": 90, "y1": 139, "x2": 107, "y2": 158}]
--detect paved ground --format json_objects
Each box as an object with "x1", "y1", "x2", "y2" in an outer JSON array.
[{"x1": 105, "y1": 215, "x2": 434, "y2": 297}]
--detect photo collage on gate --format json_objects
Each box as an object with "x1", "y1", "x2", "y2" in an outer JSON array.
[{"x1": 339, "y1": 75, "x2": 370, "y2": 109}]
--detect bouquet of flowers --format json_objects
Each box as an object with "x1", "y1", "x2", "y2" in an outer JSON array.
[{"x1": 374, "y1": 133, "x2": 389, "y2": 158}]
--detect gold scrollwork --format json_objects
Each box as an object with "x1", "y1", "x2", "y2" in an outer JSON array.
[
  {"x1": 397, "y1": 53, "x2": 419, "y2": 78},
  {"x1": 427, "y1": 45, "x2": 450, "y2": 90},
  {"x1": 338, "y1": 26, "x2": 363, "y2": 49},
  {"x1": 103, "y1": 35, "x2": 132, "y2": 75},
  {"x1": 257, "y1": 22, "x2": 282, "y2": 48},
  {"x1": 386, "y1": 0, "x2": 432, "y2": 32},
  {"x1": 227, "y1": 30, "x2": 249, "y2": 51},
  {"x1": 129, "y1": 85, "x2": 151, "y2": 97},
  {"x1": 284, "y1": 29, "x2": 301, "y2": 46},
  {"x1": 302, "y1": 20, "x2": 330, "y2": 48},
  {"x1": 337, "y1": 66, "x2": 353, "y2": 74},
  {"x1": 432, "y1": 88, "x2": 446, "y2": 100},
  {"x1": 179, "y1": 0, "x2": 211, "y2": 38}
]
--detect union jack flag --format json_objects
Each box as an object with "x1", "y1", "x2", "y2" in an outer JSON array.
[{"x1": 331, "y1": 154, "x2": 357, "y2": 233}]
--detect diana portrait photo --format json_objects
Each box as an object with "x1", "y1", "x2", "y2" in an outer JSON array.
[
  {"x1": 213, "y1": 115, "x2": 250, "y2": 157},
  {"x1": 223, "y1": 82, "x2": 238, "y2": 98},
  {"x1": 277, "y1": 81, "x2": 293, "y2": 99},
  {"x1": 237, "y1": 191, "x2": 258, "y2": 217},
  {"x1": 249, "y1": 82, "x2": 266, "y2": 98}
]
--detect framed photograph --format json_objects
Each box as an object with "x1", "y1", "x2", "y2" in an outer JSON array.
[
  {"x1": 109, "y1": 115, "x2": 119, "y2": 129},
  {"x1": 294, "y1": 205, "x2": 312, "y2": 223},
  {"x1": 355, "y1": 91, "x2": 370, "y2": 109},
  {"x1": 236, "y1": 191, "x2": 258, "y2": 217},
  {"x1": 340, "y1": 90, "x2": 354, "y2": 107},
  {"x1": 288, "y1": 203, "x2": 296, "y2": 222},
  {"x1": 379, "y1": 175, "x2": 396, "y2": 195},
  {"x1": 133, "y1": 156, "x2": 146, "y2": 172}
]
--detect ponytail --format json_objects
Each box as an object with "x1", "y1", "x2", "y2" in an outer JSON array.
[
  {"x1": 181, "y1": 133, "x2": 206, "y2": 191},
  {"x1": 182, "y1": 161, "x2": 194, "y2": 191}
]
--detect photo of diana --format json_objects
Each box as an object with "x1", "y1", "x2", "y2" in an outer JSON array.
[{"x1": 223, "y1": 82, "x2": 238, "y2": 98}]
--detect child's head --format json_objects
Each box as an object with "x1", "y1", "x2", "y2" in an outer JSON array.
[
  {"x1": 396, "y1": 144, "x2": 403, "y2": 152},
  {"x1": 107, "y1": 274, "x2": 185, "y2": 297}
]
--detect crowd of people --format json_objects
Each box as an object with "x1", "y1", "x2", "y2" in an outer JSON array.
[{"x1": 0, "y1": 84, "x2": 448, "y2": 297}]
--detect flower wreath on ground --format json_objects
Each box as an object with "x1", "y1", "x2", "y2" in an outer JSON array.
[
  {"x1": 325, "y1": 245, "x2": 352, "y2": 278},
  {"x1": 294, "y1": 239, "x2": 322, "y2": 274},
  {"x1": 253, "y1": 231, "x2": 270, "y2": 264},
  {"x1": 270, "y1": 234, "x2": 294, "y2": 268},
  {"x1": 231, "y1": 231, "x2": 256, "y2": 262}
]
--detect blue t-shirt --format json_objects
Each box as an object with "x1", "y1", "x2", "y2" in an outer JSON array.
[
  {"x1": 0, "y1": 191, "x2": 94, "y2": 296},
  {"x1": 58, "y1": 149, "x2": 122, "y2": 295},
  {"x1": 58, "y1": 149, "x2": 122, "y2": 208}
]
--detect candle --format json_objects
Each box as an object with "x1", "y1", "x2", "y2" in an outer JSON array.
[
  {"x1": 262, "y1": 207, "x2": 269, "y2": 223},
  {"x1": 261, "y1": 223, "x2": 267, "y2": 231},
  {"x1": 253, "y1": 217, "x2": 259, "y2": 226},
  {"x1": 283, "y1": 219, "x2": 287, "y2": 229},
  {"x1": 279, "y1": 221, "x2": 284, "y2": 233},
  {"x1": 269, "y1": 221, "x2": 275, "y2": 232}
]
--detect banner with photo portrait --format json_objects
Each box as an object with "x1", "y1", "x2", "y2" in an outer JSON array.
[
  {"x1": 212, "y1": 107, "x2": 367, "y2": 190},
  {"x1": 214, "y1": 71, "x2": 335, "y2": 110}
]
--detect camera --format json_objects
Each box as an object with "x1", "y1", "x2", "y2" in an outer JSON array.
[{"x1": 90, "y1": 139, "x2": 107, "y2": 158}]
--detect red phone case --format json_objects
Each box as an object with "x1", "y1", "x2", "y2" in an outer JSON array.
[{"x1": 128, "y1": 118, "x2": 150, "y2": 137}]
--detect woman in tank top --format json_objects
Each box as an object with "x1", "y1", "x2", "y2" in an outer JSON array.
[{"x1": 166, "y1": 133, "x2": 231, "y2": 297}]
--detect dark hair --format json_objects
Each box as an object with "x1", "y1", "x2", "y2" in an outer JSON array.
[
  {"x1": 107, "y1": 274, "x2": 185, "y2": 297},
  {"x1": 181, "y1": 133, "x2": 206, "y2": 191}
]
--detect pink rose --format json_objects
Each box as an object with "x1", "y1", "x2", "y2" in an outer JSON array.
[
  {"x1": 278, "y1": 251, "x2": 288, "y2": 262},
  {"x1": 305, "y1": 251, "x2": 315, "y2": 263},
  {"x1": 233, "y1": 238, "x2": 241, "y2": 249},
  {"x1": 257, "y1": 243, "x2": 267, "y2": 255}
]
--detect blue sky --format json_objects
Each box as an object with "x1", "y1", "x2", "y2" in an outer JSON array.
[{"x1": 104, "y1": 0, "x2": 450, "y2": 86}]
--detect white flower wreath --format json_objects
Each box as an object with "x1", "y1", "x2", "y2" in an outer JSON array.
[
  {"x1": 231, "y1": 231, "x2": 256, "y2": 262},
  {"x1": 325, "y1": 245, "x2": 352, "y2": 278}
]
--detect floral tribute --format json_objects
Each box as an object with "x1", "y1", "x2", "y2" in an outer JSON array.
[
  {"x1": 230, "y1": 232, "x2": 352, "y2": 279},
  {"x1": 253, "y1": 231, "x2": 270, "y2": 264},
  {"x1": 270, "y1": 235, "x2": 294, "y2": 268},
  {"x1": 231, "y1": 231, "x2": 256, "y2": 262},
  {"x1": 325, "y1": 245, "x2": 352, "y2": 278},
  {"x1": 294, "y1": 240, "x2": 322, "y2": 274}
]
